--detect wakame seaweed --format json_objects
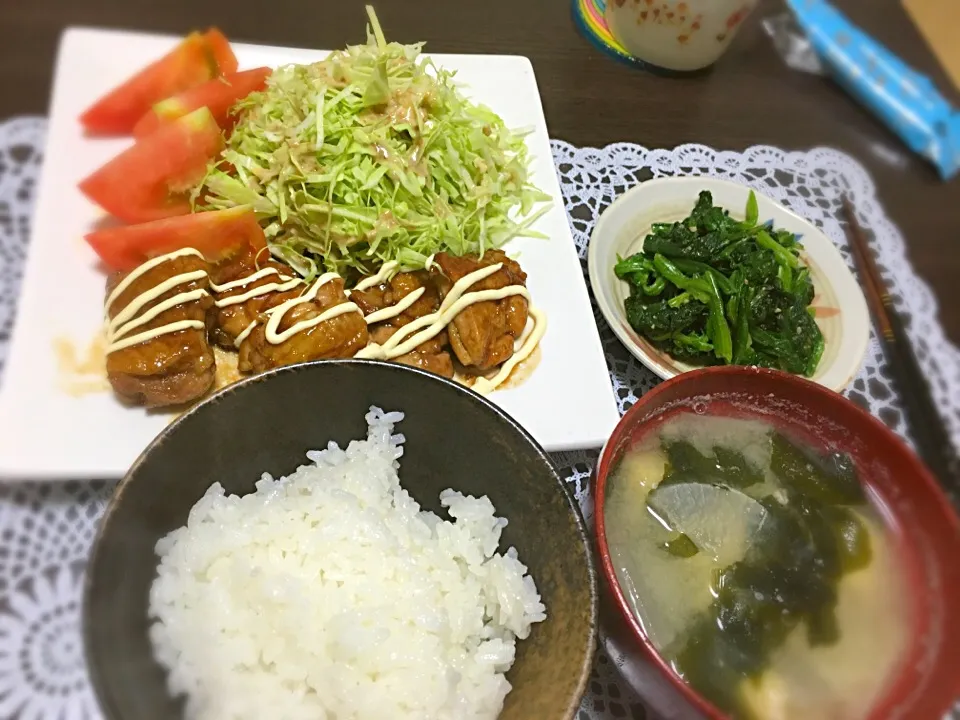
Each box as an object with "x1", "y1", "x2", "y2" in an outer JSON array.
[
  {"x1": 661, "y1": 439, "x2": 764, "y2": 489},
  {"x1": 614, "y1": 191, "x2": 825, "y2": 376},
  {"x1": 655, "y1": 432, "x2": 872, "y2": 718},
  {"x1": 661, "y1": 532, "x2": 700, "y2": 558},
  {"x1": 770, "y1": 432, "x2": 866, "y2": 506}
]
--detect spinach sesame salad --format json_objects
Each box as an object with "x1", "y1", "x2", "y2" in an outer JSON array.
[{"x1": 614, "y1": 190, "x2": 825, "y2": 376}]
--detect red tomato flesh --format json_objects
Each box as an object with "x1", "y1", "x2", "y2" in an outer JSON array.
[
  {"x1": 133, "y1": 67, "x2": 271, "y2": 138},
  {"x1": 85, "y1": 206, "x2": 266, "y2": 271},
  {"x1": 79, "y1": 107, "x2": 224, "y2": 223},
  {"x1": 202, "y1": 29, "x2": 239, "y2": 76},
  {"x1": 80, "y1": 28, "x2": 237, "y2": 135}
]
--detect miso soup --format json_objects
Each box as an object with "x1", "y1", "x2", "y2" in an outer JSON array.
[{"x1": 605, "y1": 412, "x2": 909, "y2": 720}]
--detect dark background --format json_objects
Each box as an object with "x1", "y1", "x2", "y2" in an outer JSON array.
[{"x1": 2, "y1": 0, "x2": 958, "y2": 343}]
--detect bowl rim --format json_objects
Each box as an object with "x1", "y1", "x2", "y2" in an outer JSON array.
[
  {"x1": 83, "y1": 358, "x2": 599, "y2": 720},
  {"x1": 586, "y1": 175, "x2": 870, "y2": 392},
  {"x1": 594, "y1": 365, "x2": 960, "y2": 720}
]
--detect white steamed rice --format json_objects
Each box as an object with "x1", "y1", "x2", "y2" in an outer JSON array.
[{"x1": 148, "y1": 407, "x2": 546, "y2": 720}]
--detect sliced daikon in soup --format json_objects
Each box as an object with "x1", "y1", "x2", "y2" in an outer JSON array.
[{"x1": 647, "y1": 482, "x2": 768, "y2": 559}]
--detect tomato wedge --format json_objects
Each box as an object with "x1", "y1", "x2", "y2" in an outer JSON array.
[
  {"x1": 133, "y1": 67, "x2": 271, "y2": 138},
  {"x1": 202, "y1": 29, "x2": 239, "y2": 76},
  {"x1": 80, "y1": 28, "x2": 238, "y2": 135},
  {"x1": 79, "y1": 107, "x2": 223, "y2": 223},
  {"x1": 85, "y1": 206, "x2": 266, "y2": 271}
]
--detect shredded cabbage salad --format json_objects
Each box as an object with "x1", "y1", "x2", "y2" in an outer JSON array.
[{"x1": 195, "y1": 6, "x2": 550, "y2": 278}]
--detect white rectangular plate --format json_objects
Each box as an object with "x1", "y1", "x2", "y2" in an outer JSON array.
[{"x1": 0, "y1": 27, "x2": 619, "y2": 480}]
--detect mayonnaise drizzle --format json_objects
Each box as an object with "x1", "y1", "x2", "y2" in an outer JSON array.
[
  {"x1": 233, "y1": 320, "x2": 259, "y2": 348},
  {"x1": 357, "y1": 263, "x2": 505, "y2": 356},
  {"x1": 472, "y1": 308, "x2": 547, "y2": 394},
  {"x1": 104, "y1": 249, "x2": 303, "y2": 355},
  {"x1": 213, "y1": 276, "x2": 303, "y2": 308},
  {"x1": 108, "y1": 320, "x2": 206, "y2": 354},
  {"x1": 267, "y1": 301, "x2": 364, "y2": 344},
  {"x1": 105, "y1": 247, "x2": 210, "y2": 355},
  {"x1": 209, "y1": 267, "x2": 289, "y2": 293},
  {"x1": 105, "y1": 248, "x2": 204, "y2": 312},
  {"x1": 109, "y1": 288, "x2": 208, "y2": 344},
  {"x1": 353, "y1": 261, "x2": 546, "y2": 392},
  {"x1": 104, "y1": 251, "x2": 546, "y2": 392},
  {"x1": 348, "y1": 261, "x2": 399, "y2": 294},
  {"x1": 264, "y1": 273, "x2": 363, "y2": 344},
  {"x1": 363, "y1": 287, "x2": 426, "y2": 325},
  {"x1": 357, "y1": 283, "x2": 530, "y2": 359},
  {"x1": 108, "y1": 270, "x2": 207, "y2": 335}
]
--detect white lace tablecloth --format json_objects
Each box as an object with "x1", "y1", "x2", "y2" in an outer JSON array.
[{"x1": 1, "y1": 116, "x2": 958, "y2": 720}]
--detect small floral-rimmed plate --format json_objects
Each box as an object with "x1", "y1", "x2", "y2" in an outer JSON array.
[{"x1": 587, "y1": 177, "x2": 869, "y2": 391}]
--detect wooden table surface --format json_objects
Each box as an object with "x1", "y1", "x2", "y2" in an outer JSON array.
[{"x1": 1, "y1": 0, "x2": 958, "y2": 344}]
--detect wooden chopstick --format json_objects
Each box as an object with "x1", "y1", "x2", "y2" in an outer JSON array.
[{"x1": 841, "y1": 196, "x2": 960, "y2": 500}]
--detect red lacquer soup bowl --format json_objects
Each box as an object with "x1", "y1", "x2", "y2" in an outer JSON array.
[{"x1": 594, "y1": 366, "x2": 960, "y2": 720}]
